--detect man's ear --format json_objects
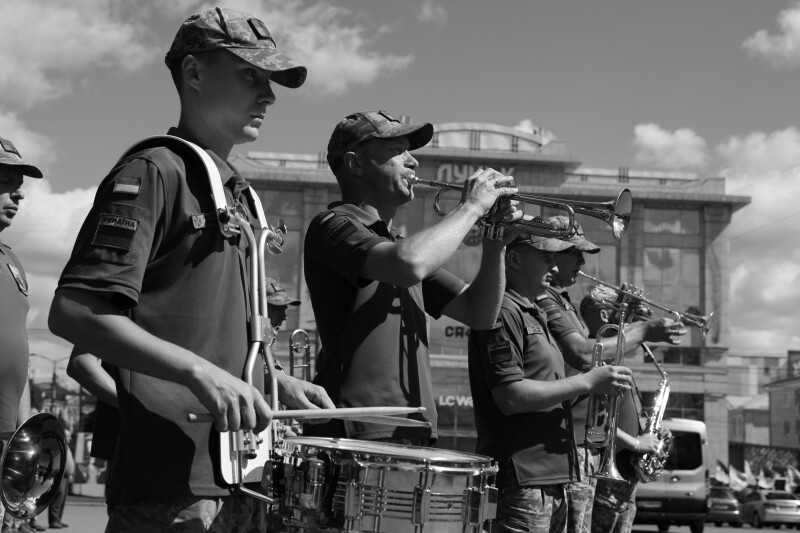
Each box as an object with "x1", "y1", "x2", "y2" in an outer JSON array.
[
  {"x1": 506, "y1": 248, "x2": 521, "y2": 271},
  {"x1": 182, "y1": 55, "x2": 202, "y2": 91},
  {"x1": 599, "y1": 308, "x2": 610, "y2": 322},
  {"x1": 342, "y1": 151, "x2": 363, "y2": 176}
]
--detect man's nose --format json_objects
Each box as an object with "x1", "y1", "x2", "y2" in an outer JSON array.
[{"x1": 259, "y1": 84, "x2": 276, "y2": 106}]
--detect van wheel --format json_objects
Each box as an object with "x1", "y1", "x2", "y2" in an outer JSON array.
[
  {"x1": 657, "y1": 525, "x2": 670, "y2": 533},
  {"x1": 690, "y1": 520, "x2": 704, "y2": 533},
  {"x1": 753, "y1": 512, "x2": 763, "y2": 528}
]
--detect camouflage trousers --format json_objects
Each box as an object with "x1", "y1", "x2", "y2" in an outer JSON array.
[
  {"x1": 105, "y1": 496, "x2": 268, "y2": 533},
  {"x1": 591, "y1": 478, "x2": 638, "y2": 533},
  {"x1": 491, "y1": 468, "x2": 567, "y2": 533},
  {"x1": 566, "y1": 447, "x2": 600, "y2": 533}
]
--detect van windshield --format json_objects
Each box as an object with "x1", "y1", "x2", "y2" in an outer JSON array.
[{"x1": 664, "y1": 430, "x2": 702, "y2": 470}]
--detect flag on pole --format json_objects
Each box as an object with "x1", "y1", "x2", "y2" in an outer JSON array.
[
  {"x1": 788, "y1": 466, "x2": 800, "y2": 493},
  {"x1": 745, "y1": 460, "x2": 756, "y2": 486},
  {"x1": 729, "y1": 464, "x2": 748, "y2": 492},
  {"x1": 758, "y1": 467, "x2": 774, "y2": 489},
  {"x1": 715, "y1": 460, "x2": 730, "y2": 485}
]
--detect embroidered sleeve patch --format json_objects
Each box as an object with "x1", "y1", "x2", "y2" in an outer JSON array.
[
  {"x1": 322, "y1": 216, "x2": 357, "y2": 247},
  {"x1": 191, "y1": 213, "x2": 219, "y2": 230},
  {"x1": 112, "y1": 176, "x2": 142, "y2": 195},
  {"x1": 487, "y1": 341, "x2": 512, "y2": 364},
  {"x1": 526, "y1": 324, "x2": 543, "y2": 335},
  {"x1": 91, "y1": 213, "x2": 139, "y2": 251}
]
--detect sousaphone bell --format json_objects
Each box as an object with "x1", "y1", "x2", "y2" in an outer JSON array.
[{"x1": 0, "y1": 413, "x2": 67, "y2": 519}]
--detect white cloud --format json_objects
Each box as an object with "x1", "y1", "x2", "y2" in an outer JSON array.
[
  {"x1": 0, "y1": 0, "x2": 158, "y2": 108},
  {"x1": 2, "y1": 179, "x2": 97, "y2": 330},
  {"x1": 743, "y1": 1, "x2": 800, "y2": 68},
  {"x1": 632, "y1": 123, "x2": 709, "y2": 170},
  {"x1": 415, "y1": 0, "x2": 447, "y2": 29},
  {"x1": 230, "y1": 0, "x2": 414, "y2": 96},
  {"x1": 0, "y1": 109, "x2": 57, "y2": 170},
  {"x1": 514, "y1": 119, "x2": 558, "y2": 146},
  {"x1": 716, "y1": 127, "x2": 800, "y2": 352}
]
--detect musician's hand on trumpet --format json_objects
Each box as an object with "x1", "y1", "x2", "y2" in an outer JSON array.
[
  {"x1": 585, "y1": 364, "x2": 633, "y2": 396},
  {"x1": 457, "y1": 168, "x2": 521, "y2": 223},
  {"x1": 641, "y1": 317, "x2": 687, "y2": 345}
]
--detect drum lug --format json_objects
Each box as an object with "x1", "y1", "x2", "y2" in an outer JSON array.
[
  {"x1": 296, "y1": 458, "x2": 325, "y2": 510},
  {"x1": 463, "y1": 486, "x2": 498, "y2": 525},
  {"x1": 412, "y1": 486, "x2": 431, "y2": 527},
  {"x1": 344, "y1": 480, "x2": 363, "y2": 519}
]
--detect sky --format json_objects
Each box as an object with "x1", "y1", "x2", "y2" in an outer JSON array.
[{"x1": 4, "y1": 0, "x2": 800, "y2": 381}]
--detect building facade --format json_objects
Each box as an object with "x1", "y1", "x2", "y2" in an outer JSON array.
[
  {"x1": 765, "y1": 374, "x2": 800, "y2": 450},
  {"x1": 232, "y1": 121, "x2": 749, "y2": 466}
]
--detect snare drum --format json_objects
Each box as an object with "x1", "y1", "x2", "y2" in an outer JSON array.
[{"x1": 267, "y1": 437, "x2": 497, "y2": 532}]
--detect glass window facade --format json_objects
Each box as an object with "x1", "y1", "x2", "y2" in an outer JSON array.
[
  {"x1": 644, "y1": 208, "x2": 700, "y2": 234},
  {"x1": 641, "y1": 391, "x2": 704, "y2": 421},
  {"x1": 643, "y1": 247, "x2": 701, "y2": 313}
]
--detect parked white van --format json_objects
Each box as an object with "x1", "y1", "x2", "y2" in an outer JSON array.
[{"x1": 634, "y1": 418, "x2": 708, "y2": 533}]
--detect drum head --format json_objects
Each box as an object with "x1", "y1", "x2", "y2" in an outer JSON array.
[
  {"x1": 280, "y1": 436, "x2": 494, "y2": 468},
  {"x1": 1, "y1": 413, "x2": 66, "y2": 519}
]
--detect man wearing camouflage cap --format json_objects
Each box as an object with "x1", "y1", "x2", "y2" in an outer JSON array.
[
  {"x1": 537, "y1": 215, "x2": 685, "y2": 533},
  {"x1": 468, "y1": 233, "x2": 635, "y2": 533},
  {"x1": 304, "y1": 110, "x2": 521, "y2": 444},
  {"x1": 49, "y1": 7, "x2": 333, "y2": 531},
  {"x1": 0, "y1": 136, "x2": 43, "y2": 531}
]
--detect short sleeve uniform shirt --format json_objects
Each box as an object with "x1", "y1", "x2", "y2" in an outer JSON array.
[
  {"x1": 468, "y1": 290, "x2": 575, "y2": 486},
  {"x1": 540, "y1": 285, "x2": 594, "y2": 445},
  {"x1": 303, "y1": 202, "x2": 465, "y2": 441},
  {"x1": 56, "y1": 128, "x2": 258, "y2": 503},
  {"x1": 0, "y1": 241, "x2": 30, "y2": 435}
]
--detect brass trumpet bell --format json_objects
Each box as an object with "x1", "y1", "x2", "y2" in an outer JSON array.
[
  {"x1": 1, "y1": 413, "x2": 67, "y2": 519},
  {"x1": 406, "y1": 176, "x2": 633, "y2": 240},
  {"x1": 579, "y1": 271, "x2": 715, "y2": 338}
]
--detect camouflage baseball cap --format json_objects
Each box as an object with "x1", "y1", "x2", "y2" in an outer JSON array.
[
  {"x1": 165, "y1": 7, "x2": 307, "y2": 89},
  {"x1": 326, "y1": 110, "x2": 434, "y2": 172},
  {"x1": 0, "y1": 137, "x2": 42, "y2": 178},
  {"x1": 545, "y1": 215, "x2": 600, "y2": 253},
  {"x1": 265, "y1": 277, "x2": 300, "y2": 307},
  {"x1": 508, "y1": 233, "x2": 575, "y2": 253}
]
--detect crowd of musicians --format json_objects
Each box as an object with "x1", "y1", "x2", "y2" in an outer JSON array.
[{"x1": 0, "y1": 5, "x2": 700, "y2": 533}]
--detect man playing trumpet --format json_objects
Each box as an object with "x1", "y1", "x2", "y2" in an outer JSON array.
[
  {"x1": 304, "y1": 110, "x2": 522, "y2": 445},
  {"x1": 468, "y1": 233, "x2": 635, "y2": 533},
  {"x1": 580, "y1": 293, "x2": 667, "y2": 533},
  {"x1": 537, "y1": 215, "x2": 686, "y2": 533}
]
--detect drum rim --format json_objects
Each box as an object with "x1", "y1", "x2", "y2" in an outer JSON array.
[{"x1": 279, "y1": 436, "x2": 496, "y2": 465}]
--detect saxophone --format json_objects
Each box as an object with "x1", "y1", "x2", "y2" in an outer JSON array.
[{"x1": 632, "y1": 345, "x2": 674, "y2": 483}]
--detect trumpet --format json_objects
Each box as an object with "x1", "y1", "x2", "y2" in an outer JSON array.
[
  {"x1": 578, "y1": 271, "x2": 715, "y2": 337},
  {"x1": 585, "y1": 301, "x2": 631, "y2": 483},
  {"x1": 405, "y1": 176, "x2": 632, "y2": 240}
]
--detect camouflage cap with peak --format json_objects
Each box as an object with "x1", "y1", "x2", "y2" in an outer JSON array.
[
  {"x1": 265, "y1": 277, "x2": 300, "y2": 307},
  {"x1": 0, "y1": 137, "x2": 42, "y2": 178},
  {"x1": 326, "y1": 110, "x2": 434, "y2": 173},
  {"x1": 165, "y1": 6, "x2": 307, "y2": 89},
  {"x1": 545, "y1": 215, "x2": 601, "y2": 253}
]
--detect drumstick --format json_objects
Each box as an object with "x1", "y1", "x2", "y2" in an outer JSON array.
[
  {"x1": 187, "y1": 406, "x2": 426, "y2": 423},
  {"x1": 313, "y1": 415, "x2": 431, "y2": 428}
]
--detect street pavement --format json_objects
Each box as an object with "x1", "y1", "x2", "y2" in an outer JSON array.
[
  {"x1": 36, "y1": 499, "x2": 766, "y2": 532},
  {"x1": 50, "y1": 498, "x2": 106, "y2": 532}
]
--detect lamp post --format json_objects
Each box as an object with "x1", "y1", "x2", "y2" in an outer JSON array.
[{"x1": 29, "y1": 352, "x2": 69, "y2": 413}]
